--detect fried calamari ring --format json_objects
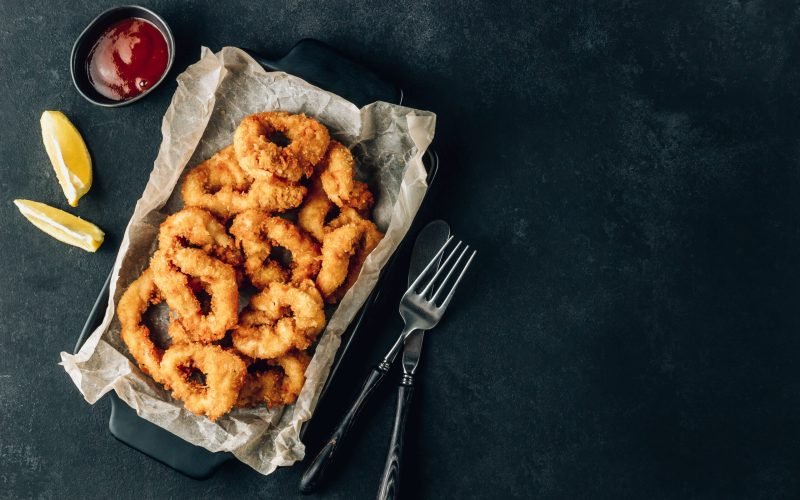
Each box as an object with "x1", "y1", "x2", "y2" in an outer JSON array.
[
  {"x1": 234, "y1": 111, "x2": 330, "y2": 182},
  {"x1": 246, "y1": 176, "x2": 307, "y2": 213},
  {"x1": 180, "y1": 146, "x2": 250, "y2": 217},
  {"x1": 236, "y1": 362, "x2": 281, "y2": 408},
  {"x1": 297, "y1": 176, "x2": 335, "y2": 242},
  {"x1": 236, "y1": 351, "x2": 311, "y2": 408},
  {"x1": 229, "y1": 210, "x2": 320, "y2": 288},
  {"x1": 160, "y1": 343, "x2": 247, "y2": 421},
  {"x1": 317, "y1": 208, "x2": 384, "y2": 303},
  {"x1": 181, "y1": 146, "x2": 307, "y2": 218},
  {"x1": 267, "y1": 350, "x2": 311, "y2": 406},
  {"x1": 118, "y1": 268, "x2": 170, "y2": 384},
  {"x1": 231, "y1": 280, "x2": 325, "y2": 359},
  {"x1": 319, "y1": 141, "x2": 374, "y2": 212},
  {"x1": 158, "y1": 207, "x2": 242, "y2": 267},
  {"x1": 315, "y1": 223, "x2": 361, "y2": 303},
  {"x1": 297, "y1": 143, "x2": 374, "y2": 243},
  {"x1": 151, "y1": 247, "x2": 239, "y2": 343}
]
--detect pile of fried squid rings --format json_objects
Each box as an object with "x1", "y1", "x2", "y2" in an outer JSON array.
[{"x1": 118, "y1": 111, "x2": 383, "y2": 421}]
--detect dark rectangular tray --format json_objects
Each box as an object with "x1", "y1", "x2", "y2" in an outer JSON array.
[{"x1": 74, "y1": 38, "x2": 439, "y2": 479}]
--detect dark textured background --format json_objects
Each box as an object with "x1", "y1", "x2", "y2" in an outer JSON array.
[{"x1": 2, "y1": 0, "x2": 800, "y2": 498}]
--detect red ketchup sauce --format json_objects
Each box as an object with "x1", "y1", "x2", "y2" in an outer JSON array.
[{"x1": 86, "y1": 18, "x2": 169, "y2": 101}]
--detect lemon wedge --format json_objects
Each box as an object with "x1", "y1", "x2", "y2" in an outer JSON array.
[
  {"x1": 14, "y1": 199, "x2": 104, "y2": 252},
  {"x1": 40, "y1": 110, "x2": 92, "y2": 207}
]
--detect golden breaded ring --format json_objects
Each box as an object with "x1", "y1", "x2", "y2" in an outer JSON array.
[
  {"x1": 319, "y1": 141, "x2": 373, "y2": 212},
  {"x1": 316, "y1": 208, "x2": 384, "y2": 303},
  {"x1": 268, "y1": 350, "x2": 311, "y2": 406},
  {"x1": 181, "y1": 146, "x2": 307, "y2": 219},
  {"x1": 229, "y1": 210, "x2": 320, "y2": 288},
  {"x1": 315, "y1": 223, "x2": 360, "y2": 301},
  {"x1": 236, "y1": 365, "x2": 282, "y2": 408},
  {"x1": 151, "y1": 247, "x2": 239, "y2": 343},
  {"x1": 158, "y1": 207, "x2": 242, "y2": 268},
  {"x1": 245, "y1": 176, "x2": 307, "y2": 214},
  {"x1": 297, "y1": 176, "x2": 335, "y2": 242},
  {"x1": 180, "y1": 146, "x2": 251, "y2": 217},
  {"x1": 236, "y1": 351, "x2": 311, "y2": 408},
  {"x1": 160, "y1": 343, "x2": 247, "y2": 421},
  {"x1": 231, "y1": 280, "x2": 325, "y2": 359},
  {"x1": 234, "y1": 111, "x2": 330, "y2": 182},
  {"x1": 117, "y1": 269, "x2": 171, "y2": 384}
]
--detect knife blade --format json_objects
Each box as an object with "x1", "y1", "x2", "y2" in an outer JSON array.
[{"x1": 402, "y1": 220, "x2": 450, "y2": 376}]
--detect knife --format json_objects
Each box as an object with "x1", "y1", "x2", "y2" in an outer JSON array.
[
  {"x1": 299, "y1": 220, "x2": 451, "y2": 494},
  {"x1": 376, "y1": 220, "x2": 450, "y2": 500}
]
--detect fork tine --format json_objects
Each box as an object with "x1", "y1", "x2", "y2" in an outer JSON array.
[
  {"x1": 430, "y1": 244, "x2": 470, "y2": 303},
  {"x1": 419, "y1": 241, "x2": 462, "y2": 297},
  {"x1": 406, "y1": 235, "x2": 454, "y2": 293},
  {"x1": 436, "y1": 250, "x2": 476, "y2": 309}
]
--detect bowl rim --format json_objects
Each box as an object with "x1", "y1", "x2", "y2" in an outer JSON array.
[{"x1": 70, "y1": 5, "x2": 175, "y2": 108}]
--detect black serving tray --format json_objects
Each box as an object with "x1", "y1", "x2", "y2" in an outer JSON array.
[{"x1": 74, "y1": 38, "x2": 438, "y2": 479}]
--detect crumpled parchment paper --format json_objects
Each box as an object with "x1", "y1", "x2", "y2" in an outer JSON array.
[{"x1": 59, "y1": 46, "x2": 435, "y2": 475}]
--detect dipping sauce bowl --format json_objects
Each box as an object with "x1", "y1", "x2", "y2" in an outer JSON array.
[{"x1": 71, "y1": 5, "x2": 175, "y2": 107}]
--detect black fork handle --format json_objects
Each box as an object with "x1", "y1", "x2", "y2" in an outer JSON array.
[{"x1": 299, "y1": 365, "x2": 389, "y2": 494}]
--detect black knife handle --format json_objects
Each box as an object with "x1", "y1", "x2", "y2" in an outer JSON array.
[
  {"x1": 300, "y1": 365, "x2": 389, "y2": 494},
  {"x1": 376, "y1": 378, "x2": 415, "y2": 500}
]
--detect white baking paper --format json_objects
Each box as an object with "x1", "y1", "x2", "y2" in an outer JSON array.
[{"x1": 59, "y1": 46, "x2": 435, "y2": 475}]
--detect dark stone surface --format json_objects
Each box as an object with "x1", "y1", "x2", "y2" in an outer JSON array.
[{"x1": 2, "y1": 0, "x2": 800, "y2": 498}]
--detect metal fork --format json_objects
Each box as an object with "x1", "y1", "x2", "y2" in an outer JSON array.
[
  {"x1": 378, "y1": 236, "x2": 476, "y2": 370},
  {"x1": 299, "y1": 237, "x2": 476, "y2": 495},
  {"x1": 375, "y1": 237, "x2": 476, "y2": 500}
]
